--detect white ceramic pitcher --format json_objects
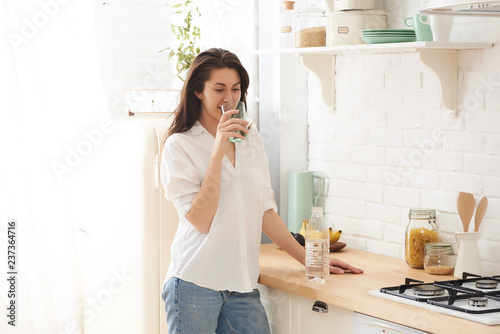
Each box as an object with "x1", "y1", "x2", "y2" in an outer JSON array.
[
  {"x1": 430, "y1": 14, "x2": 454, "y2": 42},
  {"x1": 454, "y1": 232, "x2": 482, "y2": 279}
]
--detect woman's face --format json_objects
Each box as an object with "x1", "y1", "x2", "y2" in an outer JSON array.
[{"x1": 195, "y1": 67, "x2": 241, "y2": 123}]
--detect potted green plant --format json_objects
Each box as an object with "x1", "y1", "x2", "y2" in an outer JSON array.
[{"x1": 160, "y1": 0, "x2": 202, "y2": 82}]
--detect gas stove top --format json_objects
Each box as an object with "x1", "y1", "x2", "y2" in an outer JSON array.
[{"x1": 369, "y1": 273, "x2": 500, "y2": 326}]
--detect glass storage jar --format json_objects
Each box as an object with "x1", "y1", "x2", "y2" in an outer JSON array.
[
  {"x1": 404, "y1": 209, "x2": 439, "y2": 269},
  {"x1": 294, "y1": 4, "x2": 326, "y2": 48},
  {"x1": 280, "y1": 1, "x2": 296, "y2": 48},
  {"x1": 423, "y1": 242, "x2": 456, "y2": 275}
]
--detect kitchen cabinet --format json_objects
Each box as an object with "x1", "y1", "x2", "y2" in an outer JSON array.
[
  {"x1": 259, "y1": 284, "x2": 354, "y2": 333},
  {"x1": 295, "y1": 294, "x2": 354, "y2": 333},
  {"x1": 259, "y1": 285, "x2": 293, "y2": 334},
  {"x1": 353, "y1": 313, "x2": 430, "y2": 334},
  {"x1": 256, "y1": 41, "x2": 492, "y2": 117}
]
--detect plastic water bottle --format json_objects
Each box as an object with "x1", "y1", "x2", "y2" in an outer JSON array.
[{"x1": 305, "y1": 207, "x2": 330, "y2": 282}]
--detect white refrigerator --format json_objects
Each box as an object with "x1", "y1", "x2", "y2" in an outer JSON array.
[{"x1": 73, "y1": 117, "x2": 177, "y2": 334}]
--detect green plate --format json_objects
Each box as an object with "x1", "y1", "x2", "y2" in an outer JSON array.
[
  {"x1": 363, "y1": 29, "x2": 415, "y2": 33},
  {"x1": 362, "y1": 31, "x2": 415, "y2": 35},
  {"x1": 362, "y1": 35, "x2": 416, "y2": 39},
  {"x1": 362, "y1": 36, "x2": 417, "y2": 44},
  {"x1": 362, "y1": 34, "x2": 416, "y2": 37},
  {"x1": 362, "y1": 32, "x2": 416, "y2": 36}
]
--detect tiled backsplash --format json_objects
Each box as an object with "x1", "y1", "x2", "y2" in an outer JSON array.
[{"x1": 307, "y1": 43, "x2": 500, "y2": 275}]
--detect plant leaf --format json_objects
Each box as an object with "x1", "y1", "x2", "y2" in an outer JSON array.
[{"x1": 162, "y1": 0, "x2": 203, "y2": 81}]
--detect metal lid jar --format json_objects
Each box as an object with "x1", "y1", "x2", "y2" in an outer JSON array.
[
  {"x1": 294, "y1": 4, "x2": 326, "y2": 47},
  {"x1": 424, "y1": 242, "x2": 456, "y2": 275},
  {"x1": 404, "y1": 209, "x2": 439, "y2": 269}
]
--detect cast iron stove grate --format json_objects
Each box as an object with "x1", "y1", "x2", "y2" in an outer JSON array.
[
  {"x1": 427, "y1": 292, "x2": 500, "y2": 314},
  {"x1": 433, "y1": 273, "x2": 500, "y2": 295},
  {"x1": 380, "y1": 278, "x2": 456, "y2": 302}
]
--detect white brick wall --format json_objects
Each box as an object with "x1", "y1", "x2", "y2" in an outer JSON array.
[
  {"x1": 308, "y1": 11, "x2": 500, "y2": 275},
  {"x1": 97, "y1": 0, "x2": 257, "y2": 115},
  {"x1": 97, "y1": 1, "x2": 174, "y2": 115}
]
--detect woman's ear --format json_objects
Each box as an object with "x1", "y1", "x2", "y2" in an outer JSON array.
[{"x1": 194, "y1": 91, "x2": 202, "y2": 100}]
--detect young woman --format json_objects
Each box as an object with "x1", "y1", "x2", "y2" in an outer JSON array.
[{"x1": 160, "y1": 48, "x2": 363, "y2": 334}]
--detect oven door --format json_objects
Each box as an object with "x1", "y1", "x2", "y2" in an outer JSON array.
[{"x1": 354, "y1": 313, "x2": 430, "y2": 334}]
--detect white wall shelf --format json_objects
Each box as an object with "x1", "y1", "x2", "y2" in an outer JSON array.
[{"x1": 255, "y1": 42, "x2": 492, "y2": 117}]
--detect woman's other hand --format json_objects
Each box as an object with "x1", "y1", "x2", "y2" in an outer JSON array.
[{"x1": 329, "y1": 258, "x2": 364, "y2": 275}]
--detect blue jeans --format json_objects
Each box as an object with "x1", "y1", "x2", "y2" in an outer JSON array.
[{"x1": 162, "y1": 277, "x2": 271, "y2": 334}]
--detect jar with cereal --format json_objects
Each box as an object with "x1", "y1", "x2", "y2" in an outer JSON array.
[
  {"x1": 404, "y1": 209, "x2": 438, "y2": 269},
  {"x1": 424, "y1": 242, "x2": 456, "y2": 275},
  {"x1": 294, "y1": 4, "x2": 326, "y2": 48}
]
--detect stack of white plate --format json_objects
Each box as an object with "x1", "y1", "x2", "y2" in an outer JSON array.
[{"x1": 362, "y1": 29, "x2": 416, "y2": 44}]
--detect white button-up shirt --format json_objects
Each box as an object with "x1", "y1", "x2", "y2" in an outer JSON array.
[{"x1": 161, "y1": 121, "x2": 277, "y2": 292}]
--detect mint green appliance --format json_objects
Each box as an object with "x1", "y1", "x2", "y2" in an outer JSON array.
[{"x1": 287, "y1": 171, "x2": 325, "y2": 233}]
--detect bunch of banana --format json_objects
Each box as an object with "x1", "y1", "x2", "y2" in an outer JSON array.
[
  {"x1": 300, "y1": 220, "x2": 341, "y2": 243},
  {"x1": 298, "y1": 219, "x2": 308, "y2": 238},
  {"x1": 329, "y1": 227, "x2": 342, "y2": 244}
]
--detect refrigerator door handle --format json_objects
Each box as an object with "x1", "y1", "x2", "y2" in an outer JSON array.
[
  {"x1": 155, "y1": 153, "x2": 160, "y2": 190},
  {"x1": 74, "y1": 225, "x2": 92, "y2": 238}
]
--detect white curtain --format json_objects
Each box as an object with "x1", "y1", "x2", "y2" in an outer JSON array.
[{"x1": 0, "y1": 1, "x2": 108, "y2": 333}]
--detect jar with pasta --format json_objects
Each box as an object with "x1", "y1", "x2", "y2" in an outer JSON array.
[{"x1": 404, "y1": 209, "x2": 438, "y2": 269}]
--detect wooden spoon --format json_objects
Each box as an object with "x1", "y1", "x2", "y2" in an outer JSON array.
[
  {"x1": 474, "y1": 196, "x2": 488, "y2": 232},
  {"x1": 457, "y1": 192, "x2": 475, "y2": 232}
]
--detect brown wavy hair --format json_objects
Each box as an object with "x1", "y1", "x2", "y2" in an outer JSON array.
[{"x1": 161, "y1": 48, "x2": 249, "y2": 147}]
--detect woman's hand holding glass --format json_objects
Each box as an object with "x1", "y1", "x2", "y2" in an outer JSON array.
[{"x1": 220, "y1": 101, "x2": 252, "y2": 143}]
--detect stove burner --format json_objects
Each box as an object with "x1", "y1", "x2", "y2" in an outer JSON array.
[
  {"x1": 412, "y1": 284, "x2": 445, "y2": 296},
  {"x1": 475, "y1": 279, "x2": 498, "y2": 289},
  {"x1": 468, "y1": 296, "x2": 488, "y2": 307}
]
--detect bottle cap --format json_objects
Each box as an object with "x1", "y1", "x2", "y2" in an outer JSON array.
[
  {"x1": 311, "y1": 207, "x2": 323, "y2": 212},
  {"x1": 284, "y1": 1, "x2": 294, "y2": 10}
]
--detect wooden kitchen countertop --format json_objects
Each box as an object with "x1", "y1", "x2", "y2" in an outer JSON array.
[{"x1": 258, "y1": 243, "x2": 499, "y2": 334}]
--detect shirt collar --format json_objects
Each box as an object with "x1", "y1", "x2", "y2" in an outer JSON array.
[{"x1": 190, "y1": 121, "x2": 206, "y2": 136}]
